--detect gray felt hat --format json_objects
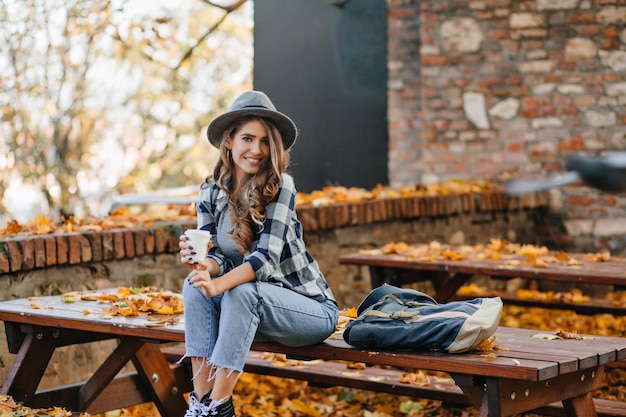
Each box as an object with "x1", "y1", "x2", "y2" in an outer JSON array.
[{"x1": 206, "y1": 91, "x2": 298, "y2": 150}]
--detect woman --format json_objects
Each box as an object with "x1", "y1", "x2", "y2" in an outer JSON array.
[{"x1": 179, "y1": 91, "x2": 338, "y2": 417}]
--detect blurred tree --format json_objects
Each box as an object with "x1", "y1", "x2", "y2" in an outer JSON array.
[{"x1": 0, "y1": 0, "x2": 251, "y2": 219}]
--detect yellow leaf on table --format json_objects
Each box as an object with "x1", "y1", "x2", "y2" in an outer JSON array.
[
  {"x1": 441, "y1": 250, "x2": 464, "y2": 260},
  {"x1": 474, "y1": 336, "x2": 498, "y2": 352},
  {"x1": 154, "y1": 305, "x2": 174, "y2": 315}
]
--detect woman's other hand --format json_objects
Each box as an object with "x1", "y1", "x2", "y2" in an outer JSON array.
[{"x1": 187, "y1": 267, "x2": 221, "y2": 297}]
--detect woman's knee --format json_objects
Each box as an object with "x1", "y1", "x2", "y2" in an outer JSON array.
[
  {"x1": 183, "y1": 279, "x2": 205, "y2": 306},
  {"x1": 223, "y1": 282, "x2": 259, "y2": 307}
]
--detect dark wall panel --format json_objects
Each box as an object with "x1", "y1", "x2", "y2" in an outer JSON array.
[{"x1": 253, "y1": 0, "x2": 387, "y2": 192}]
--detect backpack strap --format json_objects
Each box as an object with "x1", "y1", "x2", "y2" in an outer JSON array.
[
  {"x1": 361, "y1": 309, "x2": 420, "y2": 323},
  {"x1": 384, "y1": 293, "x2": 435, "y2": 308},
  {"x1": 359, "y1": 293, "x2": 434, "y2": 323}
]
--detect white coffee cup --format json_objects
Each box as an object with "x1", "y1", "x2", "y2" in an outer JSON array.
[{"x1": 184, "y1": 229, "x2": 212, "y2": 263}]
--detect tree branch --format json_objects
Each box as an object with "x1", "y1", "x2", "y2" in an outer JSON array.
[
  {"x1": 198, "y1": 0, "x2": 247, "y2": 13},
  {"x1": 174, "y1": 0, "x2": 248, "y2": 70}
]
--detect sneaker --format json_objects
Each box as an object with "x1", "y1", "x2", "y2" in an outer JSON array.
[
  {"x1": 184, "y1": 391, "x2": 212, "y2": 417},
  {"x1": 207, "y1": 397, "x2": 235, "y2": 417}
]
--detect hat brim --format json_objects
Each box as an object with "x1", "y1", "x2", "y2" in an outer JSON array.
[{"x1": 207, "y1": 108, "x2": 298, "y2": 150}]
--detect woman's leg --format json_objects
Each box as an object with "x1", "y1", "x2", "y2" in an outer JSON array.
[
  {"x1": 209, "y1": 281, "x2": 338, "y2": 408},
  {"x1": 182, "y1": 279, "x2": 221, "y2": 399},
  {"x1": 184, "y1": 280, "x2": 338, "y2": 414},
  {"x1": 211, "y1": 281, "x2": 338, "y2": 369},
  {"x1": 253, "y1": 281, "x2": 338, "y2": 347}
]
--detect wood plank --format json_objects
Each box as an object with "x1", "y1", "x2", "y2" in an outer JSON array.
[
  {"x1": 494, "y1": 327, "x2": 624, "y2": 366},
  {"x1": 251, "y1": 338, "x2": 560, "y2": 381}
]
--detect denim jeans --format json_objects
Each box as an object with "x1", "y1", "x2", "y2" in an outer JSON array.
[{"x1": 182, "y1": 279, "x2": 339, "y2": 372}]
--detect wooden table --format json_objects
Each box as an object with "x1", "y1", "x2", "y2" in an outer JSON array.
[
  {"x1": 0, "y1": 291, "x2": 188, "y2": 416},
  {"x1": 339, "y1": 246, "x2": 626, "y2": 314},
  {"x1": 1, "y1": 291, "x2": 626, "y2": 416}
]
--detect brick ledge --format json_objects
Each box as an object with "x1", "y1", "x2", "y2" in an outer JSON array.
[{"x1": 0, "y1": 191, "x2": 549, "y2": 274}]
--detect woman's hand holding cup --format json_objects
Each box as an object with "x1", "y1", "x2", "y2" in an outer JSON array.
[{"x1": 180, "y1": 229, "x2": 212, "y2": 268}]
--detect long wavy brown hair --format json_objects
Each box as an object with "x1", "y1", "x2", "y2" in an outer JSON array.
[{"x1": 204, "y1": 116, "x2": 290, "y2": 253}]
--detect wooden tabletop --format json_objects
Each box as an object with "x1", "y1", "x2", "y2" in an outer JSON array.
[
  {"x1": 339, "y1": 249, "x2": 626, "y2": 286},
  {"x1": 0, "y1": 290, "x2": 185, "y2": 343}
]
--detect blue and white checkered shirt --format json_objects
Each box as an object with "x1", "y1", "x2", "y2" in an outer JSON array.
[{"x1": 196, "y1": 173, "x2": 336, "y2": 304}]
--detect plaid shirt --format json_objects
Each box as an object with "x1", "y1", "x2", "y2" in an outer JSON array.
[{"x1": 196, "y1": 173, "x2": 336, "y2": 304}]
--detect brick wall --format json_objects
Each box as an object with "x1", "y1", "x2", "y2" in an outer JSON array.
[{"x1": 387, "y1": 0, "x2": 626, "y2": 255}]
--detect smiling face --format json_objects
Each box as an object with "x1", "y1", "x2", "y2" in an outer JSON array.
[{"x1": 225, "y1": 119, "x2": 271, "y2": 186}]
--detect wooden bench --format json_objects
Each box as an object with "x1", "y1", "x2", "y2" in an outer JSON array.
[
  {"x1": 159, "y1": 344, "x2": 626, "y2": 417},
  {"x1": 2, "y1": 291, "x2": 626, "y2": 417}
]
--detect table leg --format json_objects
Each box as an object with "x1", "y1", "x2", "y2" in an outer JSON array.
[
  {"x1": 369, "y1": 267, "x2": 439, "y2": 289},
  {"x1": 369, "y1": 266, "x2": 388, "y2": 288},
  {"x1": 0, "y1": 332, "x2": 55, "y2": 404},
  {"x1": 132, "y1": 342, "x2": 188, "y2": 417},
  {"x1": 453, "y1": 366, "x2": 604, "y2": 417},
  {"x1": 78, "y1": 337, "x2": 144, "y2": 410},
  {"x1": 562, "y1": 392, "x2": 598, "y2": 417},
  {"x1": 431, "y1": 272, "x2": 472, "y2": 303}
]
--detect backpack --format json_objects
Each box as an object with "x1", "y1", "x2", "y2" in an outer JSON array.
[{"x1": 343, "y1": 284, "x2": 503, "y2": 353}]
